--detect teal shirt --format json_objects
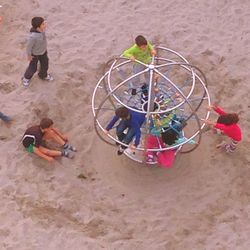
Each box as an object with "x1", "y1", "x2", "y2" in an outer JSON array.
[{"x1": 122, "y1": 42, "x2": 154, "y2": 64}]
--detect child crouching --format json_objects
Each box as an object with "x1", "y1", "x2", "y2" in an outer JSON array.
[{"x1": 22, "y1": 118, "x2": 76, "y2": 162}]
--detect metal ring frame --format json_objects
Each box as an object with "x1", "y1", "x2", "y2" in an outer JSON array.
[{"x1": 92, "y1": 46, "x2": 211, "y2": 163}]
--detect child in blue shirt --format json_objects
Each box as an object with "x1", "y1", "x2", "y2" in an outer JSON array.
[{"x1": 104, "y1": 107, "x2": 145, "y2": 155}]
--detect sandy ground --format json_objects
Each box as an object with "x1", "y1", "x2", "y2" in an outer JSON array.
[{"x1": 0, "y1": 0, "x2": 250, "y2": 249}]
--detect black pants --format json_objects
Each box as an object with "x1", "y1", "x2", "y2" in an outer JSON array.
[{"x1": 24, "y1": 51, "x2": 49, "y2": 80}]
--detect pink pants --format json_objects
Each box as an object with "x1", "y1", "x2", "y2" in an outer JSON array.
[{"x1": 146, "y1": 135, "x2": 175, "y2": 168}]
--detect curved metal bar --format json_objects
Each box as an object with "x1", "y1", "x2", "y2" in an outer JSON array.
[
  {"x1": 156, "y1": 46, "x2": 190, "y2": 63},
  {"x1": 92, "y1": 46, "x2": 211, "y2": 156},
  {"x1": 92, "y1": 71, "x2": 210, "y2": 153},
  {"x1": 153, "y1": 68, "x2": 203, "y2": 150},
  {"x1": 93, "y1": 85, "x2": 209, "y2": 153},
  {"x1": 99, "y1": 57, "x2": 205, "y2": 116},
  {"x1": 106, "y1": 60, "x2": 197, "y2": 115},
  {"x1": 153, "y1": 62, "x2": 209, "y2": 121},
  {"x1": 153, "y1": 60, "x2": 210, "y2": 153},
  {"x1": 153, "y1": 61, "x2": 208, "y2": 117},
  {"x1": 93, "y1": 78, "x2": 208, "y2": 153}
]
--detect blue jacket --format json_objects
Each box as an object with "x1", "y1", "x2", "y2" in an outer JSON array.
[{"x1": 106, "y1": 110, "x2": 145, "y2": 146}]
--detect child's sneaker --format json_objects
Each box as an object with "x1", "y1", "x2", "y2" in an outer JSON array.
[
  {"x1": 63, "y1": 143, "x2": 77, "y2": 152},
  {"x1": 146, "y1": 154, "x2": 154, "y2": 163},
  {"x1": 117, "y1": 145, "x2": 125, "y2": 156},
  {"x1": 22, "y1": 77, "x2": 30, "y2": 86},
  {"x1": 43, "y1": 74, "x2": 54, "y2": 81},
  {"x1": 62, "y1": 149, "x2": 74, "y2": 159}
]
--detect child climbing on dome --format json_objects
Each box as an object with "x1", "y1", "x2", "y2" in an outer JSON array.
[
  {"x1": 104, "y1": 106, "x2": 145, "y2": 155},
  {"x1": 146, "y1": 115, "x2": 190, "y2": 167},
  {"x1": 122, "y1": 35, "x2": 156, "y2": 95},
  {"x1": 204, "y1": 105, "x2": 242, "y2": 153},
  {"x1": 145, "y1": 128, "x2": 178, "y2": 167}
]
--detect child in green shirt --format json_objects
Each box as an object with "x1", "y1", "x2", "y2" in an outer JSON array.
[{"x1": 122, "y1": 35, "x2": 156, "y2": 95}]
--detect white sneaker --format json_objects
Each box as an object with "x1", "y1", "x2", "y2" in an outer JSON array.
[
  {"x1": 146, "y1": 154, "x2": 154, "y2": 163},
  {"x1": 22, "y1": 77, "x2": 30, "y2": 86},
  {"x1": 43, "y1": 74, "x2": 54, "y2": 81},
  {"x1": 117, "y1": 145, "x2": 125, "y2": 155},
  {"x1": 62, "y1": 149, "x2": 74, "y2": 159},
  {"x1": 63, "y1": 143, "x2": 77, "y2": 152}
]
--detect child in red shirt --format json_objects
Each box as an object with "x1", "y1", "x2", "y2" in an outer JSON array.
[{"x1": 204, "y1": 105, "x2": 242, "y2": 152}]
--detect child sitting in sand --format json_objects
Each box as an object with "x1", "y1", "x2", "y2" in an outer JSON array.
[
  {"x1": 22, "y1": 118, "x2": 76, "y2": 162},
  {"x1": 22, "y1": 17, "x2": 53, "y2": 86},
  {"x1": 204, "y1": 105, "x2": 242, "y2": 153},
  {"x1": 122, "y1": 35, "x2": 156, "y2": 95}
]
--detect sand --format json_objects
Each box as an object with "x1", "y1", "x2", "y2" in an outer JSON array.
[{"x1": 0, "y1": 0, "x2": 250, "y2": 249}]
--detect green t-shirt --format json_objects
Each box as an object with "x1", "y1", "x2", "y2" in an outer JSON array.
[{"x1": 122, "y1": 42, "x2": 154, "y2": 64}]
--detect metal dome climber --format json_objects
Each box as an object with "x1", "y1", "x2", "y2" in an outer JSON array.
[{"x1": 92, "y1": 46, "x2": 211, "y2": 165}]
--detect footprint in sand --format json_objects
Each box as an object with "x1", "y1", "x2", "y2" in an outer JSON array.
[
  {"x1": 0, "y1": 81, "x2": 17, "y2": 94},
  {"x1": 32, "y1": 101, "x2": 50, "y2": 119}
]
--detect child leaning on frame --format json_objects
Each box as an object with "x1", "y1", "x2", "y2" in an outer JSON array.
[{"x1": 145, "y1": 115, "x2": 196, "y2": 167}]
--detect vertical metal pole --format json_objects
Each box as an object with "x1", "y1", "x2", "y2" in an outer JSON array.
[{"x1": 143, "y1": 59, "x2": 155, "y2": 163}]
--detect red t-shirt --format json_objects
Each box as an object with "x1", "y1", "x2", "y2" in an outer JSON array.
[{"x1": 214, "y1": 107, "x2": 242, "y2": 142}]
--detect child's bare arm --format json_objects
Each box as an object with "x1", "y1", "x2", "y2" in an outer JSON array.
[
  {"x1": 51, "y1": 127, "x2": 68, "y2": 141},
  {"x1": 151, "y1": 48, "x2": 156, "y2": 56},
  {"x1": 130, "y1": 55, "x2": 135, "y2": 61},
  {"x1": 204, "y1": 119, "x2": 216, "y2": 126},
  {"x1": 123, "y1": 46, "x2": 137, "y2": 61},
  {"x1": 207, "y1": 105, "x2": 215, "y2": 111},
  {"x1": 33, "y1": 147, "x2": 54, "y2": 162},
  {"x1": 103, "y1": 129, "x2": 109, "y2": 135},
  {"x1": 27, "y1": 55, "x2": 33, "y2": 61},
  {"x1": 207, "y1": 104, "x2": 219, "y2": 111}
]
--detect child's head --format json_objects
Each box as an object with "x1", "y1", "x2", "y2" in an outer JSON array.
[
  {"x1": 161, "y1": 128, "x2": 178, "y2": 146},
  {"x1": 31, "y1": 17, "x2": 45, "y2": 31},
  {"x1": 115, "y1": 107, "x2": 130, "y2": 119},
  {"x1": 135, "y1": 35, "x2": 148, "y2": 49},
  {"x1": 217, "y1": 113, "x2": 239, "y2": 125},
  {"x1": 40, "y1": 118, "x2": 53, "y2": 130}
]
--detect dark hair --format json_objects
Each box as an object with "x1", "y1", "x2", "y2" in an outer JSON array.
[
  {"x1": 135, "y1": 35, "x2": 147, "y2": 47},
  {"x1": 40, "y1": 118, "x2": 53, "y2": 129},
  {"x1": 142, "y1": 101, "x2": 159, "y2": 111},
  {"x1": 217, "y1": 113, "x2": 239, "y2": 125},
  {"x1": 161, "y1": 128, "x2": 178, "y2": 146},
  {"x1": 115, "y1": 107, "x2": 129, "y2": 119},
  {"x1": 31, "y1": 17, "x2": 44, "y2": 29}
]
